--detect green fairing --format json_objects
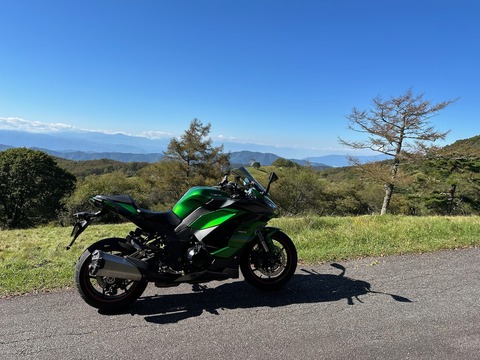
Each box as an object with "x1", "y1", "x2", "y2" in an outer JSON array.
[
  {"x1": 212, "y1": 221, "x2": 265, "y2": 258},
  {"x1": 117, "y1": 203, "x2": 137, "y2": 215},
  {"x1": 190, "y1": 209, "x2": 237, "y2": 230},
  {"x1": 173, "y1": 186, "x2": 229, "y2": 219},
  {"x1": 104, "y1": 200, "x2": 137, "y2": 215}
]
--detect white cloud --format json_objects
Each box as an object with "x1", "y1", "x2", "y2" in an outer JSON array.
[
  {"x1": 0, "y1": 117, "x2": 76, "y2": 132},
  {"x1": 0, "y1": 116, "x2": 174, "y2": 139},
  {"x1": 215, "y1": 134, "x2": 241, "y2": 142},
  {"x1": 139, "y1": 130, "x2": 173, "y2": 139}
]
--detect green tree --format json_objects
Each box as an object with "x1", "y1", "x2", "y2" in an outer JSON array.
[
  {"x1": 251, "y1": 161, "x2": 261, "y2": 169},
  {"x1": 163, "y1": 118, "x2": 230, "y2": 189},
  {"x1": 0, "y1": 148, "x2": 76, "y2": 228},
  {"x1": 420, "y1": 155, "x2": 480, "y2": 215},
  {"x1": 273, "y1": 167, "x2": 327, "y2": 215},
  {"x1": 339, "y1": 89, "x2": 456, "y2": 214},
  {"x1": 272, "y1": 158, "x2": 299, "y2": 168},
  {"x1": 139, "y1": 160, "x2": 187, "y2": 210}
]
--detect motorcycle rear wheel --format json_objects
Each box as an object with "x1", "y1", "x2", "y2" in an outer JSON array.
[
  {"x1": 240, "y1": 231, "x2": 297, "y2": 290},
  {"x1": 74, "y1": 238, "x2": 148, "y2": 311}
]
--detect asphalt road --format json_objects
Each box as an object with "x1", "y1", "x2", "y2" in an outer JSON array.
[{"x1": 1, "y1": 248, "x2": 479, "y2": 359}]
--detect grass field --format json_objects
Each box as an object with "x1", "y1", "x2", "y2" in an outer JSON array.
[{"x1": 1, "y1": 215, "x2": 479, "y2": 297}]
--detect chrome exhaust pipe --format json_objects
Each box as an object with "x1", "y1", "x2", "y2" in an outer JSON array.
[{"x1": 89, "y1": 250, "x2": 144, "y2": 281}]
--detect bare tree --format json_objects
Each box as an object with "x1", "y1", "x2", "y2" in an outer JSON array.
[{"x1": 339, "y1": 89, "x2": 457, "y2": 214}]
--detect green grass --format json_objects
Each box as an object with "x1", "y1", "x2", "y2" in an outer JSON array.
[
  {"x1": 0, "y1": 223, "x2": 133, "y2": 297},
  {"x1": 272, "y1": 215, "x2": 480, "y2": 263},
  {"x1": 1, "y1": 216, "x2": 480, "y2": 297}
]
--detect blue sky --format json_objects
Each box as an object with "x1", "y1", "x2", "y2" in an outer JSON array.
[{"x1": 1, "y1": 0, "x2": 479, "y2": 158}]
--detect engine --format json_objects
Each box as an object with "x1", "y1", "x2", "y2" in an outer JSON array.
[{"x1": 186, "y1": 243, "x2": 212, "y2": 268}]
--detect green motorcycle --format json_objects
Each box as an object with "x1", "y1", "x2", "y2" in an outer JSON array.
[{"x1": 68, "y1": 167, "x2": 297, "y2": 310}]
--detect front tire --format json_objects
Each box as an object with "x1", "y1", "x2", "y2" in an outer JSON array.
[
  {"x1": 74, "y1": 238, "x2": 148, "y2": 311},
  {"x1": 240, "y1": 231, "x2": 297, "y2": 290}
]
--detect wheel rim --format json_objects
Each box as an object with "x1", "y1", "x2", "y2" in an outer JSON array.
[
  {"x1": 80, "y1": 249, "x2": 142, "y2": 304},
  {"x1": 247, "y1": 239, "x2": 289, "y2": 281}
]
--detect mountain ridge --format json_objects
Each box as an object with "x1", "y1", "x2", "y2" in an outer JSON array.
[
  {"x1": 0, "y1": 128, "x2": 352, "y2": 166},
  {"x1": 9, "y1": 128, "x2": 478, "y2": 167},
  {"x1": 0, "y1": 143, "x2": 356, "y2": 167}
]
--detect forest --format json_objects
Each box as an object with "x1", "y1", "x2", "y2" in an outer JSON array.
[
  {"x1": 1, "y1": 133, "x2": 478, "y2": 230},
  {"x1": 1, "y1": 118, "x2": 479, "y2": 229}
]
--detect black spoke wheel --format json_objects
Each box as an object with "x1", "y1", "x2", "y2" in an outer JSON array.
[
  {"x1": 74, "y1": 238, "x2": 147, "y2": 311},
  {"x1": 240, "y1": 231, "x2": 297, "y2": 290}
]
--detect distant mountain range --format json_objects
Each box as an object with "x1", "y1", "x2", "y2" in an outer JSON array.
[
  {"x1": 0, "y1": 129, "x2": 388, "y2": 167},
  {"x1": 0, "y1": 129, "x2": 171, "y2": 153}
]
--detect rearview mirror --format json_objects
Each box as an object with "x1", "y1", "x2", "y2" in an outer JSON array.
[
  {"x1": 269, "y1": 172, "x2": 279, "y2": 184},
  {"x1": 265, "y1": 172, "x2": 279, "y2": 194}
]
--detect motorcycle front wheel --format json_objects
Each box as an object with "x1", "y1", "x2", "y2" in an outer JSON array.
[
  {"x1": 240, "y1": 230, "x2": 297, "y2": 290},
  {"x1": 74, "y1": 238, "x2": 148, "y2": 311}
]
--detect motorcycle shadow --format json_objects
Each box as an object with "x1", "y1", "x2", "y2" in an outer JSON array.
[{"x1": 126, "y1": 263, "x2": 412, "y2": 324}]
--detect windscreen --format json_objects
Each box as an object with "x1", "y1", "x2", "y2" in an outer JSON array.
[{"x1": 231, "y1": 166, "x2": 267, "y2": 193}]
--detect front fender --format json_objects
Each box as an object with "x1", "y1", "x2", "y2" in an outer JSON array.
[{"x1": 259, "y1": 226, "x2": 281, "y2": 239}]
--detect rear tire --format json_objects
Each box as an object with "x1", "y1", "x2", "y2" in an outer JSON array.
[
  {"x1": 240, "y1": 231, "x2": 297, "y2": 290},
  {"x1": 74, "y1": 238, "x2": 148, "y2": 311}
]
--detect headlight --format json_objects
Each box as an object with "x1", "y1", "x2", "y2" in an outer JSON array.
[{"x1": 264, "y1": 196, "x2": 278, "y2": 211}]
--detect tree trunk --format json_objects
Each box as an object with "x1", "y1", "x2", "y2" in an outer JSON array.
[
  {"x1": 381, "y1": 183, "x2": 394, "y2": 215},
  {"x1": 447, "y1": 184, "x2": 457, "y2": 214},
  {"x1": 381, "y1": 151, "x2": 401, "y2": 215}
]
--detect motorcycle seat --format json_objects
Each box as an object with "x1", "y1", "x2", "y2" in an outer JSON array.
[
  {"x1": 138, "y1": 208, "x2": 181, "y2": 229},
  {"x1": 97, "y1": 194, "x2": 181, "y2": 230}
]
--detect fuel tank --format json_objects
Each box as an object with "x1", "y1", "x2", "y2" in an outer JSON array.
[{"x1": 172, "y1": 186, "x2": 229, "y2": 219}]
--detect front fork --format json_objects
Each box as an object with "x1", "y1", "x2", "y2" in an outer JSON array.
[{"x1": 256, "y1": 227, "x2": 281, "y2": 253}]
